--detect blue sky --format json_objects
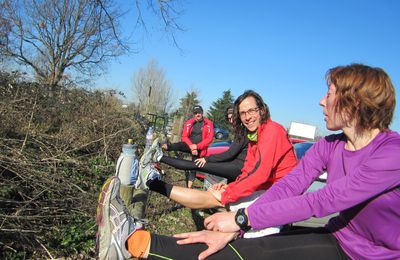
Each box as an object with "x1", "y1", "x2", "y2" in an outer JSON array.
[{"x1": 96, "y1": 0, "x2": 400, "y2": 136}]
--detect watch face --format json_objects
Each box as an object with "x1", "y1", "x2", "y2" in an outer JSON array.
[{"x1": 237, "y1": 215, "x2": 245, "y2": 225}]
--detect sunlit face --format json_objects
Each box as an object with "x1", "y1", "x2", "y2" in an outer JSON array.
[
  {"x1": 193, "y1": 111, "x2": 203, "y2": 121},
  {"x1": 238, "y1": 96, "x2": 263, "y2": 132},
  {"x1": 319, "y1": 84, "x2": 343, "y2": 131}
]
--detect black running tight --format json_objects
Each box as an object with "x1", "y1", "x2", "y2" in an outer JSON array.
[
  {"x1": 147, "y1": 228, "x2": 350, "y2": 260},
  {"x1": 166, "y1": 142, "x2": 193, "y2": 154},
  {"x1": 165, "y1": 142, "x2": 198, "y2": 182},
  {"x1": 160, "y1": 156, "x2": 242, "y2": 183}
]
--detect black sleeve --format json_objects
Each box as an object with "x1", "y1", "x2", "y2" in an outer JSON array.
[{"x1": 205, "y1": 138, "x2": 247, "y2": 163}]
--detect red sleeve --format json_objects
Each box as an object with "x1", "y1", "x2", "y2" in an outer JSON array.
[
  {"x1": 196, "y1": 120, "x2": 214, "y2": 150},
  {"x1": 181, "y1": 119, "x2": 193, "y2": 146},
  {"x1": 220, "y1": 123, "x2": 292, "y2": 205}
]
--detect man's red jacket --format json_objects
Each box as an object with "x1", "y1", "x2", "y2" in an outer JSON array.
[{"x1": 181, "y1": 117, "x2": 214, "y2": 157}]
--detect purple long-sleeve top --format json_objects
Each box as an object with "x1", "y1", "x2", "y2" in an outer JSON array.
[{"x1": 247, "y1": 130, "x2": 400, "y2": 259}]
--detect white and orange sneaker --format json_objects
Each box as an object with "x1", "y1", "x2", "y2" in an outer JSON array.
[{"x1": 96, "y1": 176, "x2": 143, "y2": 259}]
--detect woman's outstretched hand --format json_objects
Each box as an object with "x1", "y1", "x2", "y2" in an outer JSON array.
[{"x1": 174, "y1": 230, "x2": 238, "y2": 260}]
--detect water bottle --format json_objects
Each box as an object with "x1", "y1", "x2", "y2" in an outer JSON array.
[
  {"x1": 145, "y1": 126, "x2": 154, "y2": 149},
  {"x1": 115, "y1": 139, "x2": 138, "y2": 185}
]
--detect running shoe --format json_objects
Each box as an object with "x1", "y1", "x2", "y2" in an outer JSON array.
[
  {"x1": 157, "y1": 132, "x2": 168, "y2": 145},
  {"x1": 96, "y1": 176, "x2": 143, "y2": 260},
  {"x1": 135, "y1": 160, "x2": 162, "y2": 189},
  {"x1": 140, "y1": 138, "x2": 163, "y2": 167},
  {"x1": 153, "y1": 142, "x2": 163, "y2": 162},
  {"x1": 135, "y1": 139, "x2": 163, "y2": 189}
]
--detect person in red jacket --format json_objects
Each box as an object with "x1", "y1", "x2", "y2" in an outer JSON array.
[{"x1": 162, "y1": 105, "x2": 214, "y2": 188}]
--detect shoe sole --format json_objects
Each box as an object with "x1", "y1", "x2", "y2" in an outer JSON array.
[{"x1": 96, "y1": 176, "x2": 118, "y2": 260}]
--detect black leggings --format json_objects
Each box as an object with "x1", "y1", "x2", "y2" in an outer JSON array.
[
  {"x1": 160, "y1": 156, "x2": 243, "y2": 183},
  {"x1": 148, "y1": 228, "x2": 350, "y2": 260},
  {"x1": 166, "y1": 142, "x2": 193, "y2": 154},
  {"x1": 166, "y1": 142, "x2": 199, "y2": 182}
]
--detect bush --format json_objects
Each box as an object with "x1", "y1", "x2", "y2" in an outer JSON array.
[{"x1": 0, "y1": 71, "x2": 144, "y2": 258}]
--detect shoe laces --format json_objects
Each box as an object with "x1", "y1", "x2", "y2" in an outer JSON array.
[{"x1": 116, "y1": 194, "x2": 144, "y2": 232}]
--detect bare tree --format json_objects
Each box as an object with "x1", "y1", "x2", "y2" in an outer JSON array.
[
  {"x1": 132, "y1": 59, "x2": 175, "y2": 114},
  {"x1": 135, "y1": 0, "x2": 185, "y2": 49},
  {"x1": 0, "y1": 1, "x2": 12, "y2": 63},
  {"x1": 0, "y1": 0, "x2": 185, "y2": 86}
]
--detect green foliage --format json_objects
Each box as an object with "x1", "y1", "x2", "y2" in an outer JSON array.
[
  {"x1": 0, "y1": 185, "x2": 13, "y2": 198},
  {"x1": 207, "y1": 89, "x2": 235, "y2": 130},
  {"x1": 89, "y1": 157, "x2": 114, "y2": 172},
  {"x1": 177, "y1": 90, "x2": 200, "y2": 119},
  {"x1": 88, "y1": 156, "x2": 116, "y2": 186},
  {"x1": 1, "y1": 250, "x2": 27, "y2": 260},
  {"x1": 59, "y1": 218, "x2": 96, "y2": 256}
]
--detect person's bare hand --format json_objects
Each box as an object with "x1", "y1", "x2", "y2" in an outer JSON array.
[
  {"x1": 161, "y1": 144, "x2": 168, "y2": 150},
  {"x1": 195, "y1": 158, "x2": 207, "y2": 167},
  {"x1": 192, "y1": 150, "x2": 198, "y2": 156},
  {"x1": 174, "y1": 230, "x2": 237, "y2": 260},
  {"x1": 211, "y1": 183, "x2": 227, "y2": 191},
  {"x1": 189, "y1": 144, "x2": 197, "y2": 151},
  {"x1": 204, "y1": 211, "x2": 239, "y2": 233}
]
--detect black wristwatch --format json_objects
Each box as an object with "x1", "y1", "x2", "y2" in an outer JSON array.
[{"x1": 235, "y1": 208, "x2": 250, "y2": 231}]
